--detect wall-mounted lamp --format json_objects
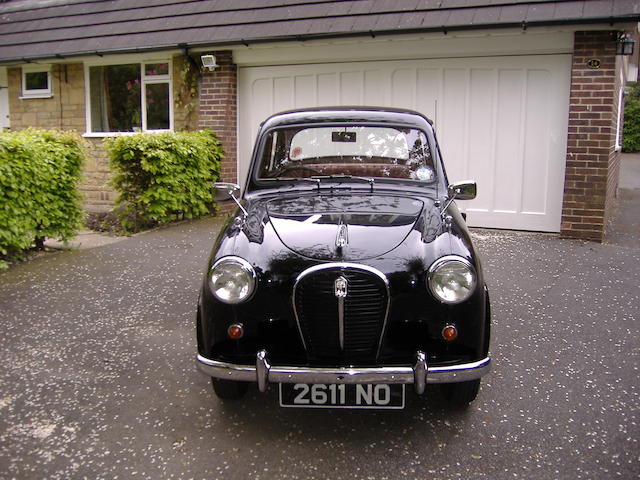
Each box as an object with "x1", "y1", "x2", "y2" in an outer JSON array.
[
  {"x1": 201, "y1": 54, "x2": 217, "y2": 71},
  {"x1": 616, "y1": 34, "x2": 635, "y2": 56}
]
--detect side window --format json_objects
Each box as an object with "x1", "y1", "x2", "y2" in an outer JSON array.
[
  {"x1": 21, "y1": 65, "x2": 52, "y2": 98},
  {"x1": 88, "y1": 61, "x2": 172, "y2": 133}
]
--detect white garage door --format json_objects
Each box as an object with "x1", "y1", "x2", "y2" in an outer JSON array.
[{"x1": 238, "y1": 55, "x2": 571, "y2": 232}]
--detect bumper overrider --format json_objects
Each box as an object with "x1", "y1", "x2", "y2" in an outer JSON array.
[{"x1": 196, "y1": 350, "x2": 491, "y2": 395}]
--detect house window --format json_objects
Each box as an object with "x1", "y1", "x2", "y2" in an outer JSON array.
[
  {"x1": 88, "y1": 61, "x2": 172, "y2": 133},
  {"x1": 21, "y1": 65, "x2": 52, "y2": 98}
]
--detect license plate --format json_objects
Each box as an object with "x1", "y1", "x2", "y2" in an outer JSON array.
[{"x1": 279, "y1": 383, "x2": 405, "y2": 409}]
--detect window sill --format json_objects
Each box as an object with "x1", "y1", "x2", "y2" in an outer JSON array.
[
  {"x1": 82, "y1": 130, "x2": 172, "y2": 138},
  {"x1": 20, "y1": 94, "x2": 53, "y2": 99}
]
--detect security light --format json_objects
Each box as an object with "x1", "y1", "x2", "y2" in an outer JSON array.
[{"x1": 201, "y1": 54, "x2": 217, "y2": 71}]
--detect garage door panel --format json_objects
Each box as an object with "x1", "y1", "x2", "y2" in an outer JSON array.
[
  {"x1": 391, "y1": 68, "x2": 416, "y2": 109},
  {"x1": 522, "y1": 69, "x2": 552, "y2": 214},
  {"x1": 440, "y1": 68, "x2": 468, "y2": 183},
  {"x1": 274, "y1": 77, "x2": 294, "y2": 112},
  {"x1": 416, "y1": 68, "x2": 439, "y2": 120},
  {"x1": 317, "y1": 73, "x2": 338, "y2": 105},
  {"x1": 294, "y1": 75, "x2": 316, "y2": 108},
  {"x1": 466, "y1": 69, "x2": 496, "y2": 213},
  {"x1": 247, "y1": 77, "x2": 274, "y2": 151},
  {"x1": 466, "y1": 210, "x2": 552, "y2": 231},
  {"x1": 339, "y1": 71, "x2": 363, "y2": 104},
  {"x1": 493, "y1": 69, "x2": 525, "y2": 214},
  {"x1": 364, "y1": 70, "x2": 386, "y2": 106},
  {"x1": 238, "y1": 55, "x2": 570, "y2": 232}
]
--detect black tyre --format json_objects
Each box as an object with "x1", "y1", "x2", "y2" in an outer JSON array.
[
  {"x1": 440, "y1": 379, "x2": 480, "y2": 406},
  {"x1": 211, "y1": 378, "x2": 249, "y2": 400}
]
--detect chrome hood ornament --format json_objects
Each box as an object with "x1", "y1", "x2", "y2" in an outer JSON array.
[{"x1": 335, "y1": 218, "x2": 349, "y2": 250}]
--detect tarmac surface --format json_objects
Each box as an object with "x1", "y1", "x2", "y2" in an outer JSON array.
[
  {"x1": 607, "y1": 153, "x2": 640, "y2": 249},
  {"x1": 1, "y1": 160, "x2": 639, "y2": 479}
]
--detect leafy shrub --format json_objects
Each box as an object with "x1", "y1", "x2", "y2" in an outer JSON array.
[
  {"x1": 622, "y1": 82, "x2": 640, "y2": 152},
  {"x1": 0, "y1": 129, "x2": 85, "y2": 268},
  {"x1": 106, "y1": 130, "x2": 223, "y2": 232}
]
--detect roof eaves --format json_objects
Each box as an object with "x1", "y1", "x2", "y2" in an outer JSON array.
[{"x1": 1, "y1": 13, "x2": 640, "y2": 64}]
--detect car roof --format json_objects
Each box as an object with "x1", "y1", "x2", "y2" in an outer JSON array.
[{"x1": 260, "y1": 107, "x2": 434, "y2": 131}]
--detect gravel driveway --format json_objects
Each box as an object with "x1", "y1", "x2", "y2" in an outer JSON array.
[{"x1": 1, "y1": 217, "x2": 638, "y2": 479}]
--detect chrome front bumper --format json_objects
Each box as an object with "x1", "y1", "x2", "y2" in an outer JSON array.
[{"x1": 196, "y1": 350, "x2": 491, "y2": 395}]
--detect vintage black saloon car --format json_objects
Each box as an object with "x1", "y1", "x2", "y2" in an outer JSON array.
[{"x1": 196, "y1": 107, "x2": 491, "y2": 408}]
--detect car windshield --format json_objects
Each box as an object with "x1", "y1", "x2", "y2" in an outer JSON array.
[{"x1": 257, "y1": 125, "x2": 436, "y2": 183}]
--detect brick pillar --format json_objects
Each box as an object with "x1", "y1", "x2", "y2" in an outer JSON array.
[
  {"x1": 562, "y1": 31, "x2": 621, "y2": 242},
  {"x1": 198, "y1": 51, "x2": 237, "y2": 184}
]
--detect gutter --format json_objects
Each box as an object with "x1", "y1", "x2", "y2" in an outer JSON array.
[{"x1": 1, "y1": 16, "x2": 639, "y2": 65}]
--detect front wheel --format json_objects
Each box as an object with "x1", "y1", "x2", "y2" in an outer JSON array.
[
  {"x1": 440, "y1": 379, "x2": 480, "y2": 406},
  {"x1": 211, "y1": 378, "x2": 249, "y2": 400}
]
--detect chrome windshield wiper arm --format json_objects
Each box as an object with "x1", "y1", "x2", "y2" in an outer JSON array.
[
  {"x1": 311, "y1": 175, "x2": 375, "y2": 192},
  {"x1": 261, "y1": 177, "x2": 321, "y2": 187}
]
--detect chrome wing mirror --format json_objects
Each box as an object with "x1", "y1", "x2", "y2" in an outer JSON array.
[
  {"x1": 441, "y1": 180, "x2": 477, "y2": 217},
  {"x1": 214, "y1": 182, "x2": 247, "y2": 217},
  {"x1": 448, "y1": 181, "x2": 477, "y2": 200}
]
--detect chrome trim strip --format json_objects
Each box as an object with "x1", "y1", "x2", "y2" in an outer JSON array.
[
  {"x1": 334, "y1": 275, "x2": 348, "y2": 350},
  {"x1": 413, "y1": 351, "x2": 427, "y2": 395},
  {"x1": 337, "y1": 295, "x2": 345, "y2": 350},
  {"x1": 291, "y1": 262, "x2": 391, "y2": 357},
  {"x1": 295, "y1": 262, "x2": 389, "y2": 285},
  {"x1": 256, "y1": 349, "x2": 270, "y2": 392},
  {"x1": 196, "y1": 354, "x2": 491, "y2": 393}
]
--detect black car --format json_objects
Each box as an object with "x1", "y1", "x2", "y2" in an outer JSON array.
[{"x1": 196, "y1": 107, "x2": 491, "y2": 409}]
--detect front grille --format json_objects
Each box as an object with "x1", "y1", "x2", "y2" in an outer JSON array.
[{"x1": 293, "y1": 265, "x2": 389, "y2": 361}]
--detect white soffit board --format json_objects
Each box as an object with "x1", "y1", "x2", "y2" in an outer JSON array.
[
  {"x1": 233, "y1": 30, "x2": 574, "y2": 66},
  {"x1": 238, "y1": 53, "x2": 571, "y2": 233}
]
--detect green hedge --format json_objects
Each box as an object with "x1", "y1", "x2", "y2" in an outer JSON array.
[
  {"x1": 623, "y1": 82, "x2": 640, "y2": 152},
  {"x1": 106, "y1": 130, "x2": 223, "y2": 231},
  {"x1": 0, "y1": 129, "x2": 85, "y2": 268}
]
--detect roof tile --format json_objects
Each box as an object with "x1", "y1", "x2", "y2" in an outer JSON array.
[{"x1": 0, "y1": 0, "x2": 638, "y2": 62}]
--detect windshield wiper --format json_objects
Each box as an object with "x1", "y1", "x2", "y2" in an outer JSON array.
[
  {"x1": 311, "y1": 175, "x2": 375, "y2": 192},
  {"x1": 261, "y1": 177, "x2": 321, "y2": 186}
]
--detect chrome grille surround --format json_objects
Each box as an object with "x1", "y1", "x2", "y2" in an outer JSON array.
[{"x1": 292, "y1": 263, "x2": 390, "y2": 360}]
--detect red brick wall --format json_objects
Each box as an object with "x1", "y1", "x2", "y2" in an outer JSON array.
[
  {"x1": 562, "y1": 31, "x2": 623, "y2": 242},
  {"x1": 198, "y1": 51, "x2": 238, "y2": 184},
  {"x1": 605, "y1": 53, "x2": 624, "y2": 235}
]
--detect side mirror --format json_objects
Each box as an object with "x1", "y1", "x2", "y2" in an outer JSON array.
[
  {"x1": 214, "y1": 182, "x2": 241, "y2": 202},
  {"x1": 213, "y1": 182, "x2": 248, "y2": 217},
  {"x1": 448, "y1": 181, "x2": 477, "y2": 201}
]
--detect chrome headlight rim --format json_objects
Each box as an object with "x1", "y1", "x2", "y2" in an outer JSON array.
[
  {"x1": 208, "y1": 256, "x2": 257, "y2": 305},
  {"x1": 427, "y1": 255, "x2": 477, "y2": 305}
]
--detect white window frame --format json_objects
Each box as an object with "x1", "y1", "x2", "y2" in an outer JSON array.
[
  {"x1": 615, "y1": 70, "x2": 625, "y2": 152},
  {"x1": 615, "y1": 88, "x2": 624, "y2": 151},
  {"x1": 21, "y1": 64, "x2": 52, "y2": 99},
  {"x1": 0, "y1": 67, "x2": 10, "y2": 129},
  {"x1": 84, "y1": 55, "x2": 174, "y2": 137}
]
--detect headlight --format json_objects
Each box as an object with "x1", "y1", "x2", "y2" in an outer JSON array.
[
  {"x1": 427, "y1": 256, "x2": 477, "y2": 304},
  {"x1": 209, "y1": 257, "x2": 256, "y2": 304}
]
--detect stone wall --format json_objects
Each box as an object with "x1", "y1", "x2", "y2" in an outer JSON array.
[
  {"x1": 8, "y1": 63, "x2": 85, "y2": 131},
  {"x1": 7, "y1": 55, "x2": 200, "y2": 213},
  {"x1": 172, "y1": 55, "x2": 200, "y2": 132}
]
